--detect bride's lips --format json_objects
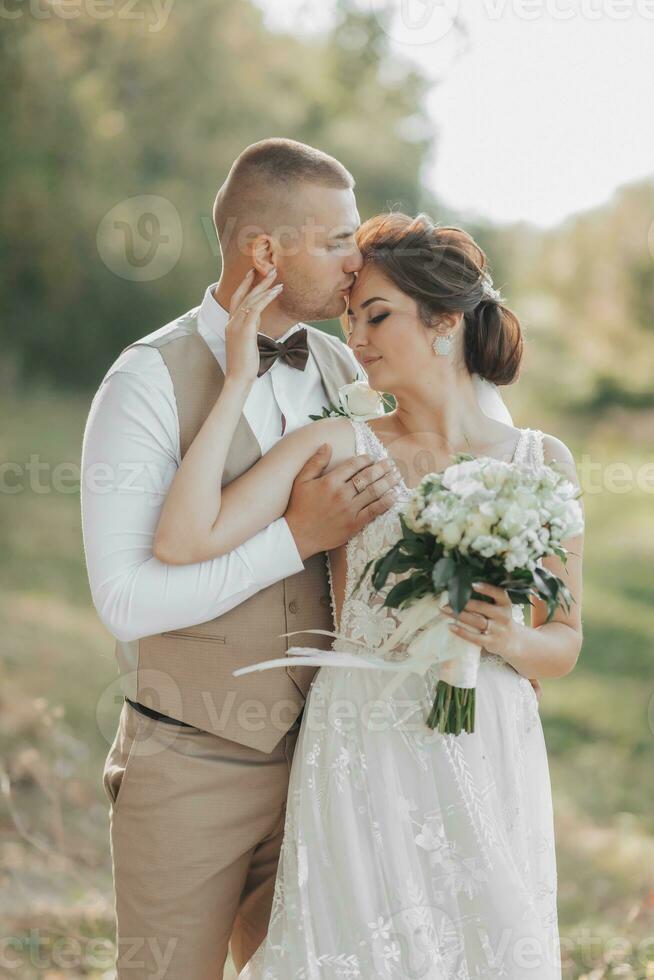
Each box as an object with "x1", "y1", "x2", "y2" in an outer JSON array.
[{"x1": 360, "y1": 356, "x2": 382, "y2": 367}]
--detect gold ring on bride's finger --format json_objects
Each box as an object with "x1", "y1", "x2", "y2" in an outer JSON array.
[
  {"x1": 352, "y1": 474, "x2": 366, "y2": 494},
  {"x1": 481, "y1": 615, "x2": 491, "y2": 635},
  {"x1": 241, "y1": 306, "x2": 251, "y2": 316}
]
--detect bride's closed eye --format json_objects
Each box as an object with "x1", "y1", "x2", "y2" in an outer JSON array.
[{"x1": 369, "y1": 312, "x2": 390, "y2": 325}]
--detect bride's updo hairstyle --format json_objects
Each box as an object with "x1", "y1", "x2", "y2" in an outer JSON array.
[{"x1": 353, "y1": 212, "x2": 523, "y2": 385}]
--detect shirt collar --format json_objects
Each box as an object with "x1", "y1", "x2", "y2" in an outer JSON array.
[{"x1": 198, "y1": 282, "x2": 306, "y2": 347}]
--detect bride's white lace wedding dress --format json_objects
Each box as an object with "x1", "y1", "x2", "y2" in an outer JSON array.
[{"x1": 238, "y1": 423, "x2": 561, "y2": 979}]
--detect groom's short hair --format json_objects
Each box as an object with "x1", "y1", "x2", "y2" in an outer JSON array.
[{"x1": 213, "y1": 138, "x2": 355, "y2": 249}]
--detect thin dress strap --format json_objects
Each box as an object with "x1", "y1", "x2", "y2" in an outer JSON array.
[
  {"x1": 514, "y1": 428, "x2": 545, "y2": 467},
  {"x1": 350, "y1": 420, "x2": 389, "y2": 463}
]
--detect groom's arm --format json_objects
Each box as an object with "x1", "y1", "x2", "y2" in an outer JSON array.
[{"x1": 81, "y1": 347, "x2": 304, "y2": 643}]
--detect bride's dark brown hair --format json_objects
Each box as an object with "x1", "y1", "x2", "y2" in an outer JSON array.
[{"x1": 350, "y1": 212, "x2": 523, "y2": 386}]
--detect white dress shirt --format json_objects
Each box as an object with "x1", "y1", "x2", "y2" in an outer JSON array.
[{"x1": 81, "y1": 284, "x2": 361, "y2": 644}]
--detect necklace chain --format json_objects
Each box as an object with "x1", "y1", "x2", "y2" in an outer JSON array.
[{"x1": 387, "y1": 414, "x2": 475, "y2": 455}]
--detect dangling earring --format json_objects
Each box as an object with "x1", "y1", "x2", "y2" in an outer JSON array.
[{"x1": 432, "y1": 333, "x2": 454, "y2": 357}]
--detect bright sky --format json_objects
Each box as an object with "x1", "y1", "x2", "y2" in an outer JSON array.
[{"x1": 254, "y1": 0, "x2": 654, "y2": 227}]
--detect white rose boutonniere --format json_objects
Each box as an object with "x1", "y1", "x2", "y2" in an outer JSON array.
[{"x1": 309, "y1": 381, "x2": 386, "y2": 423}]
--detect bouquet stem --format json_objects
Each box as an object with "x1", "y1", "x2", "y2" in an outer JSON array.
[{"x1": 427, "y1": 681, "x2": 476, "y2": 735}]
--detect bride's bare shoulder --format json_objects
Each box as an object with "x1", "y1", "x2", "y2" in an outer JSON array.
[
  {"x1": 296, "y1": 415, "x2": 357, "y2": 466},
  {"x1": 539, "y1": 431, "x2": 579, "y2": 484}
]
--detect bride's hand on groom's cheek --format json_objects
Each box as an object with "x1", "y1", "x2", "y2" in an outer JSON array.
[{"x1": 225, "y1": 268, "x2": 284, "y2": 383}]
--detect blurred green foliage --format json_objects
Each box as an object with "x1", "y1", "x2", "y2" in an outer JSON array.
[{"x1": 1, "y1": 0, "x2": 431, "y2": 388}]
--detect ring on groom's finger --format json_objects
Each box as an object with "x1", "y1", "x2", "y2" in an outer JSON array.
[
  {"x1": 352, "y1": 474, "x2": 366, "y2": 494},
  {"x1": 481, "y1": 615, "x2": 491, "y2": 635}
]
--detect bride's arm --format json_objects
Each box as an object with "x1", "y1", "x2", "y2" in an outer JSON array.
[
  {"x1": 154, "y1": 414, "x2": 359, "y2": 564},
  {"x1": 504, "y1": 434, "x2": 584, "y2": 678},
  {"x1": 153, "y1": 270, "x2": 397, "y2": 564},
  {"x1": 444, "y1": 434, "x2": 584, "y2": 680}
]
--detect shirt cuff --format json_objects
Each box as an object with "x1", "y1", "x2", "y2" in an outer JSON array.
[{"x1": 246, "y1": 516, "x2": 305, "y2": 587}]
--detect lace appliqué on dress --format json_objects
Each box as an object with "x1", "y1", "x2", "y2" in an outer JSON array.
[
  {"x1": 240, "y1": 423, "x2": 561, "y2": 980},
  {"x1": 333, "y1": 422, "x2": 536, "y2": 673}
]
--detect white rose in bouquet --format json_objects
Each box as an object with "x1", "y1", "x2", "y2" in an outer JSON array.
[
  {"x1": 465, "y1": 511, "x2": 493, "y2": 539},
  {"x1": 441, "y1": 520, "x2": 465, "y2": 549}
]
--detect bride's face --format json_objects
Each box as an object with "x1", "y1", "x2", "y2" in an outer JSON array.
[{"x1": 346, "y1": 265, "x2": 441, "y2": 394}]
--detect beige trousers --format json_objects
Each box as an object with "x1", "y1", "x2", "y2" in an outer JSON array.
[{"x1": 103, "y1": 700, "x2": 300, "y2": 979}]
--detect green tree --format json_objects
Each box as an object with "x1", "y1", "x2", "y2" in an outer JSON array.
[{"x1": 1, "y1": 0, "x2": 433, "y2": 389}]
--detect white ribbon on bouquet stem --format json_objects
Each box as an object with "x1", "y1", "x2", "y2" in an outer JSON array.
[{"x1": 233, "y1": 592, "x2": 481, "y2": 702}]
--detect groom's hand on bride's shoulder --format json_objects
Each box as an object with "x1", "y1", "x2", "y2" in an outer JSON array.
[{"x1": 285, "y1": 445, "x2": 402, "y2": 561}]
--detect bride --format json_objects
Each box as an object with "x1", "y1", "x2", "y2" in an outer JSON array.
[{"x1": 154, "y1": 213, "x2": 584, "y2": 978}]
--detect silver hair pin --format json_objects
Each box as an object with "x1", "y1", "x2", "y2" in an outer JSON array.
[{"x1": 481, "y1": 272, "x2": 502, "y2": 303}]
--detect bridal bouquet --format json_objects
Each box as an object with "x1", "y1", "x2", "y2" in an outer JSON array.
[{"x1": 357, "y1": 452, "x2": 584, "y2": 735}]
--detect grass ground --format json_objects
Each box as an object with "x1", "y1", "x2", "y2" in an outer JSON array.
[{"x1": 1, "y1": 389, "x2": 652, "y2": 979}]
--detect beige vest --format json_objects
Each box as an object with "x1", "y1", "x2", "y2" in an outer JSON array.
[{"x1": 114, "y1": 308, "x2": 355, "y2": 753}]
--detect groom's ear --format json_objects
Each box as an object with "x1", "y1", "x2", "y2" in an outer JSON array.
[{"x1": 250, "y1": 234, "x2": 276, "y2": 279}]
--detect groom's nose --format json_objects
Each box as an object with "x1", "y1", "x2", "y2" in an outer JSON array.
[{"x1": 343, "y1": 246, "x2": 363, "y2": 274}]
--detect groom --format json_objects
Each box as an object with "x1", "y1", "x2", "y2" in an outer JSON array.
[{"x1": 82, "y1": 138, "x2": 407, "y2": 979}]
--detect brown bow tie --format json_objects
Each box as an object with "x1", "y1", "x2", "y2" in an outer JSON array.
[{"x1": 257, "y1": 327, "x2": 309, "y2": 377}]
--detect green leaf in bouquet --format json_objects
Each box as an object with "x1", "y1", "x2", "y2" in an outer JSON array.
[
  {"x1": 506, "y1": 589, "x2": 533, "y2": 606},
  {"x1": 352, "y1": 557, "x2": 375, "y2": 594},
  {"x1": 399, "y1": 513, "x2": 424, "y2": 542},
  {"x1": 504, "y1": 567, "x2": 533, "y2": 583},
  {"x1": 384, "y1": 577, "x2": 419, "y2": 609},
  {"x1": 501, "y1": 571, "x2": 535, "y2": 605},
  {"x1": 371, "y1": 544, "x2": 403, "y2": 591},
  {"x1": 501, "y1": 577, "x2": 532, "y2": 592},
  {"x1": 544, "y1": 597, "x2": 558, "y2": 623},
  {"x1": 383, "y1": 572, "x2": 432, "y2": 609},
  {"x1": 432, "y1": 556, "x2": 455, "y2": 592},
  {"x1": 400, "y1": 538, "x2": 430, "y2": 559},
  {"x1": 420, "y1": 477, "x2": 437, "y2": 493},
  {"x1": 469, "y1": 561, "x2": 493, "y2": 585},
  {"x1": 393, "y1": 553, "x2": 431, "y2": 574},
  {"x1": 430, "y1": 540, "x2": 445, "y2": 563},
  {"x1": 359, "y1": 541, "x2": 433, "y2": 600},
  {"x1": 448, "y1": 564, "x2": 474, "y2": 614},
  {"x1": 530, "y1": 567, "x2": 576, "y2": 622},
  {"x1": 533, "y1": 567, "x2": 560, "y2": 599},
  {"x1": 556, "y1": 582, "x2": 574, "y2": 615}
]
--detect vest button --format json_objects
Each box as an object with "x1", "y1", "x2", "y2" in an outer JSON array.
[{"x1": 288, "y1": 600, "x2": 299, "y2": 614}]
